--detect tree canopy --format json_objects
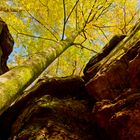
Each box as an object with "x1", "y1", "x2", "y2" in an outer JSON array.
[{"x1": 0, "y1": 0, "x2": 139, "y2": 77}]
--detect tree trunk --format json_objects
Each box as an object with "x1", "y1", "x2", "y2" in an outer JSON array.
[{"x1": 0, "y1": 28, "x2": 81, "y2": 115}]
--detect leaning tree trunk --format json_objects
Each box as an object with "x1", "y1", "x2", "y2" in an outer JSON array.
[{"x1": 0, "y1": 24, "x2": 81, "y2": 115}]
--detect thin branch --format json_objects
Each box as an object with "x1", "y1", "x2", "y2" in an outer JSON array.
[
  {"x1": 87, "y1": 11, "x2": 98, "y2": 24},
  {"x1": 79, "y1": 30, "x2": 88, "y2": 42},
  {"x1": 99, "y1": 28, "x2": 108, "y2": 40},
  {"x1": 75, "y1": 5, "x2": 78, "y2": 30},
  {"x1": 74, "y1": 43, "x2": 98, "y2": 53},
  {"x1": 0, "y1": 6, "x2": 23, "y2": 12},
  {"x1": 10, "y1": 25, "x2": 58, "y2": 42},
  {"x1": 62, "y1": 0, "x2": 80, "y2": 40},
  {"x1": 122, "y1": 0, "x2": 127, "y2": 34},
  {"x1": 71, "y1": 60, "x2": 77, "y2": 75},
  {"x1": 81, "y1": 9, "x2": 86, "y2": 22},
  {"x1": 84, "y1": 0, "x2": 97, "y2": 27},
  {"x1": 126, "y1": 12, "x2": 137, "y2": 26},
  {"x1": 39, "y1": 0, "x2": 48, "y2": 7},
  {"x1": 25, "y1": 10, "x2": 58, "y2": 41},
  {"x1": 127, "y1": 12, "x2": 138, "y2": 33},
  {"x1": 92, "y1": 24, "x2": 115, "y2": 28},
  {"x1": 95, "y1": 3, "x2": 112, "y2": 21},
  {"x1": 17, "y1": 33, "x2": 58, "y2": 42},
  {"x1": 94, "y1": 26, "x2": 108, "y2": 40},
  {"x1": 82, "y1": 31, "x2": 87, "y2": 40},
  {"x1": 62, "y1": 0, "x2": 66, "y2": 40},
  {"x1": 65, "y1": 0, "x2": 80, "y2": 23},
  {"x1": 39, "y1": 0, "x2": 49, "y2": 16},
  {"x1": 38, "y1": 14, "x2": 59, "y2": 36},
  {"x1": 79, "y1": 31, "x2": 87, "y2": 44},
  {"x1": 118, "y1": 27, "x2": 125, "y2": 34},
  {"x1": 120, "y1": 2, "x2": 138, "y2": 34},
  {"x1": 79, "y1": 64, "x2": 85, "y2": 75}
]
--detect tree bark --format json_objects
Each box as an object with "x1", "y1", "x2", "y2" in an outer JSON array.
[{"x1": 0, "y1": 29, "x2": 81, "y2": 115}]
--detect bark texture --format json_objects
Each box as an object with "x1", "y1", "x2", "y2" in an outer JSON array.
[{"x1": 0, "y1": 19, "x2": 81, "y2": 115}]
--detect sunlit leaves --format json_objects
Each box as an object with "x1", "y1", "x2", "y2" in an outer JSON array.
[{"x1": 1, "y1": 0, "x2": 139, "y2": 76}]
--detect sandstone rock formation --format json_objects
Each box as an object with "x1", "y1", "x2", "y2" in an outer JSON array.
[{"x1": 84, "y1": 22, "x2": 140, "y2": 139}]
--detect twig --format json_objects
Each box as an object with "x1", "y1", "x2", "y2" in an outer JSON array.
[
  {"x1": 39, "y1": 0, "x2": 49, "y2": 16},
  {"x1": 10, "y1": 25, "x2": 58, "y2": 42},
  {"x1": 71, "y1": 60, "x2": 77, "y2": 75},
  {"x1": 62, "y1": 0, "x2": 80, "y2": 40},
  {"x1": 65, "y1": 0, "x2": 80, "y2": 23},
  {"x1": 92, "y1": 24, "x2": 115, "y2": 28},
  {"x1": 62, "y1": 0, "x2": 66, "y2": 40},
  {"x1": 39, "y1": 0, "x2": 48, "y2": 7},
  {"x1": 94, "y1": 26, "x2": 108, "y2": 40},
  {"x1": 17, "y1": 32, "x2": 58, "y2": 42},
  {"x1": 79, "y1": 64, "x2": 85, "y2": 75},
  {"x1": 95, "y1": 3, "x2": 112, "y2": 21},
  {"x1": 75, "y1": 5, "x2": 78, "y2": 30},
  {"x1": 25, "y1": 10, "x2": 58, "y2": 41},
  {"x1": 122, "y1": 0, "x2": 127, "y2": 34},
  {"x1": 0, "y1": 6, "x2": 23, "y2": 12},
  {"x1": 84, "y1": 0, "x2": 97, "y2": 27},
  {"x1": 74, "y1": 43, "x2": 98, "y2": 53}
]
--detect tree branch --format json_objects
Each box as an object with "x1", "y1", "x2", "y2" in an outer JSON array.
[
  {"x1": 95, "y1": 3, "x2": 112, "y2": 21},
  {"x1": 62, "y1": 0, "x2": 80, "y2": 40},
  {"x1": 25, "y1": 10, "x2": 58, "y2": 41},
  {"x1": 10, "y1": 25, "x2": 58, "y2": 42},
  {"x1": 0, "y1": 6, "x2": 23, "y2": 12},
  {"x1": 79, "y1": 64, "x2": 85, "y2": 75},
  {"x1": 84, "y1": 0, "x2": 98, "y2": 27},
  {"x1": 74, "y1": 43, "x2": 98, "y2": 53},
  {"x1": 65, "y1": 0, "x2": 80, "y2": 23},
  {"x1": 75, "y1": 5, "x2": 78, "y2": 30},
  {"x1": 39, "y1": 0, "x2": 49, "y2": 16},
  {"x1": 62, "y1": 0, "x2": 66, "y2": 40},
  {"x1": 71, "y1": 60, "x2": 77, "y2": 76},
  {"x1": 94, "y1": 26, "x2": 108, "y2": 41},
  {"x1": 122, "y1": 0, "x2": 127, "y2": 34},
  {"x1": 17, "y1": 33, "x2": 58, "y2": 42}
]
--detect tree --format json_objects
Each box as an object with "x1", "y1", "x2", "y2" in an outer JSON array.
[{"x1": 0, "y1": 0, "x2": 139, "y2": 114}]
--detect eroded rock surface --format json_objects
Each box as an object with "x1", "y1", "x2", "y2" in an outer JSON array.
[
  {"x1": 84, "y1": 31, "x2": 140, "y2": 139},
  {"x1": 85, "y1": 41, "x2": 140, "y2": 101},
  {"x1": 93, "y1": 91, "x2": 140, "y2": 140}
]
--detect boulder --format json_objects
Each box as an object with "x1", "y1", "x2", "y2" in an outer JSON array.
[{"x1": 93, "y1": 91, "x2": 140, "y2": 140}]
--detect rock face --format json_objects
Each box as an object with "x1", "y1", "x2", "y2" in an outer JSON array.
[
  {"x1": 0, "y1": 18, "x2": 14, "y2": 75},
  {"x1": 86, "y1": 41, "x2": 140, "y2": 101},
  {"x1": 0, "y1": 76, "x2": 97, "y2": 140},
  {"x1": 84, "y1": 23, "x2": 140, "y2": 139},
  {"x1": 93, "y1": 91, "x2": 140, "y2": 140},
  {"x1": 84, "y1": 35, "x2": 126, "y2": 81}
]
